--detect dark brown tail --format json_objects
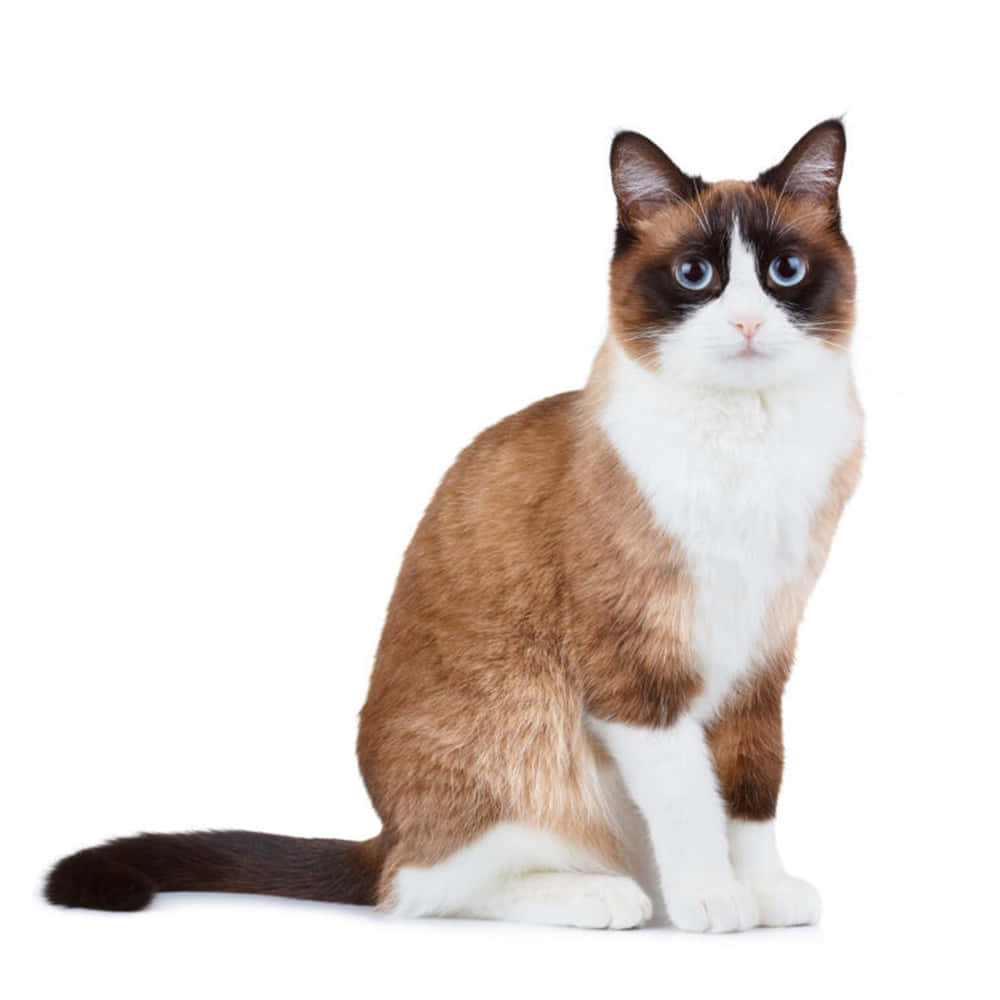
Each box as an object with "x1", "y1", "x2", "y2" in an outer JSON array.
[{"x1": 45, "y1": 830, "x2": 382, "y2": 912}]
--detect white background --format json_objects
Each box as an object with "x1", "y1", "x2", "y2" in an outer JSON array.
[{"x1": 2, "y1": 2, "x2": 997, "y2": 997}]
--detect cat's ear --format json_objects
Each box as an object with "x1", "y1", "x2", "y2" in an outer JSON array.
[
  {"x1": 611, "y1": 131, "x2": 695, "y2": 227},
  {"x1": 756, "y1": 119, "x2": 846, "y2": 203}
]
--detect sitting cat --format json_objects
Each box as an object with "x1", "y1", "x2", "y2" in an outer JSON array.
[{"x1": 47, "y1": 120, "x2": 862, "y2": 932}]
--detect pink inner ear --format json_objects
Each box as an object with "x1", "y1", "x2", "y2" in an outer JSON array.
[
  {"x1": 612, "y1": 133, "x2": 691, "y2": 225},
  {"x1": 773, "y1": 123, "x2": 845, "y2": 201},
  {"x1": 786, "y1": 145, "x2": 839, "y2": 197}
]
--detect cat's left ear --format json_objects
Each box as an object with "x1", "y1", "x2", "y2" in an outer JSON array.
[
  {"x1": 610, "y1": 131, "x2": 695, "y2": 227},
  {"x1": 756, "y1": 119, "x2": 846, "y2": 203}
]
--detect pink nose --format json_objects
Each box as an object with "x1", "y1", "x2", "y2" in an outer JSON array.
[{"x1": 730, "y1": 316, "x2": 763, "y2": 340}]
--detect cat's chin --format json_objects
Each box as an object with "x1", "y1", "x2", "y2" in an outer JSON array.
[{"x1": 670, "y1": 353, "x2": 828, "y2": 393}]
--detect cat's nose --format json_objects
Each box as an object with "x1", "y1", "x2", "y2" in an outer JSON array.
[{"x1": 729, "y1": 315, "x2": 764, "y2": 340}]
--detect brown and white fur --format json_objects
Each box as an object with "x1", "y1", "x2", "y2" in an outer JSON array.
[{"x1": 46, "y1": 121, "x2": 862, "y2": 933}]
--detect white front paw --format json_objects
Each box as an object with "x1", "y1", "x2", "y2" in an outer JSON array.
[
  {"x1": 744, "y1": 875, "x2": 821, "y2": 927},
  {"x1": 665, "y1": 878, "x2": 760, "y2": 933}
]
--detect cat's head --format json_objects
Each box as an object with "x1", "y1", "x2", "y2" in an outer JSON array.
[{"x1": 608, "y1": 120, "x2": 854, "y2": 390}]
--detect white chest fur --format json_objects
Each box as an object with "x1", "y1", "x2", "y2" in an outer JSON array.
[{"x1": 599, "y1": 347, "x2": 861, "y2": 720}]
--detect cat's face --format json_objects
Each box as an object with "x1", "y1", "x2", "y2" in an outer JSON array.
[{"x1": 608, "y1": 121, "x2": 854, "y2": 390}]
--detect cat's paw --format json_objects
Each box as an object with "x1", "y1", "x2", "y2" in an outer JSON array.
[
  {"x1": 665, "y1": 878, "x2": 759, "y2": 933},
  {"x1": 493, "y1": 872, "x2": 653, "y2": 929},
  {"x1": 580, "y1": 875, "x2": 655, "y2": 929},
  {"x1": 743, "y1": 875, "x2": 821, "y2": 927}
]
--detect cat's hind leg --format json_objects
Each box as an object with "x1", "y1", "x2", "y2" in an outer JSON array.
[{"x1": 386, "y1": 822, "x2": 651, "y2": 929}]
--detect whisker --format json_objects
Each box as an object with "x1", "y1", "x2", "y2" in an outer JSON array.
[
  {"x1": 767, "y1": 172, "x2": 796, "y2": 234},
  {"x1": 619, "y1": 329, "x2": 663, "y2": 344},
  {"x1": 679, "y1": 196, "x2": 710, "y2": 237},
  {"x1": 773, "y1": 207, "x2": 832, "y2": 240},
  {"x1": 691, "y1": 185, "x2": 711, "y2": 236},
  {"x1": 806, "y1": 336, "x2": 851, "y2": 352},
  {"x1": 630, "y1": 348, "x2": 663, "y2": 366},
  {"x1": 655, "y1": 187, "x2": 711, "y2": 237}
]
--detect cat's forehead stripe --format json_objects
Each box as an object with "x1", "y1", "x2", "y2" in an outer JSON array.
[{"x1": 727, "y1": 217, "x2": 759, "y2": 290}]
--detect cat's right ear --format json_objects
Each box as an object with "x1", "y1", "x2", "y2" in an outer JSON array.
[
  {"x1": 610, "y1": 132, "x2": 694, "y2": 229},
  {"x1": 756, "y1": 119, "x2": 846, "y2": 204}
]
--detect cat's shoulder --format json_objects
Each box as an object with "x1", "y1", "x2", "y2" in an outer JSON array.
[
  {"x1": 454, "y1": 391, "x2": 585, "y2": 471},
  {"x1": 419, "y1": 392, "x2": 588, "y2": 531}
]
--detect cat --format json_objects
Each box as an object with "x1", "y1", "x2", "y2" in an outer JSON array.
[{"x1": 46, "y1": 120, "x2": 862, "y2": 932}]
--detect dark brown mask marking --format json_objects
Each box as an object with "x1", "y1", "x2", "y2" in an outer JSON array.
[{"x1": 608, "y1": 121, "x2": 856, "y2": 358}]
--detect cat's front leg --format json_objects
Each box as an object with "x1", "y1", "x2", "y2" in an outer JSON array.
[
  {"x1": 708, "y1": 670, "x2": 821, "y2": 927},
  {"x1": 591, "y1": 715, "x2": 759, "y2": 933}
]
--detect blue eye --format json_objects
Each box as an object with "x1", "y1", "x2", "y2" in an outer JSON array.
[
  {"x1": 768, "y1": 253, "x2": 806, "y2": 287},
  {"x1": 675, "y1": 257, "x2": 714, "y2": 291}
]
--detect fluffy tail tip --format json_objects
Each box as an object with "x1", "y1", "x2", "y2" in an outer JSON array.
[{"x1": 45, "y1": 849, "x2": 155, "y2": 911}]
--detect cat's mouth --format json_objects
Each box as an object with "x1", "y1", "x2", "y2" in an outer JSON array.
[{"x1": 729, "y1": 344, "x2": 772, "y2": 361}]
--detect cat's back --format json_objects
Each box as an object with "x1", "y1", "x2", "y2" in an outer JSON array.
[
  {"x1": 377, "y1": 390, "x2": 586, "y2": 647},
  {"x1": 416, "y1": 389, "x2": 584, "y2": 553},
  {"x1": 445, "y1": 389, "x2": 583, "y2": 492}
]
